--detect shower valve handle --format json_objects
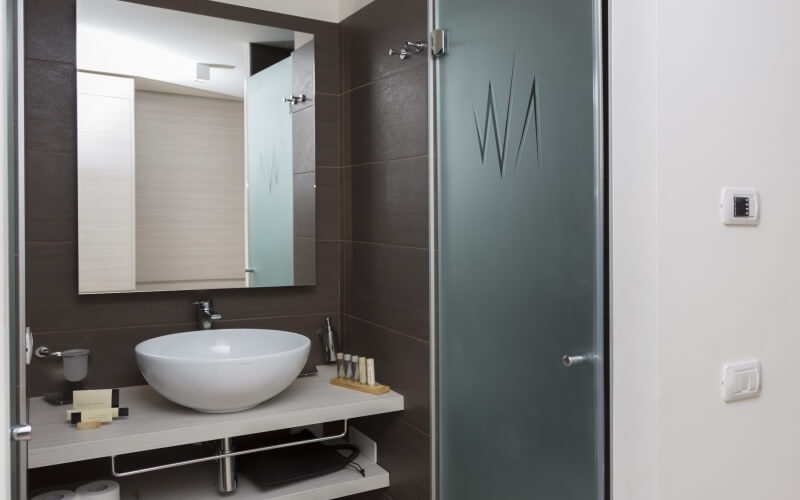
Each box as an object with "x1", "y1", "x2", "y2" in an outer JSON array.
[{"x1": 388, "y1": 48, "x2": 409, "y2": 60}]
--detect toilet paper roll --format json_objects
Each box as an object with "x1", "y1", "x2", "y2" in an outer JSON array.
[
  {"x1": 75, "y1": 480, "x2": 120, "y2": 500},
  {"x1": 31, "y1": 491, "x2": 78, "y2": 500}
]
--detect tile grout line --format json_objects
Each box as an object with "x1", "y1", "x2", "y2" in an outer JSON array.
[
  {"x1": 26, "y1": 240, "x2": 76, "y2": 245},
  {"x1": 341, "y1": 63, "x2": 427, "y2": 96},
  {"x1": 346, "y1": 240, "x2": 429, "y2": 251},
  {"x1": 29, "y1": 239, "x2": 347, "y2": 245},
  {"x1": 343, "y1": 313, "x2": 429, "y2": 345},
  {"x1": 395, "y1": 414, "x2": 432, "y2": 439},
  {"x1": 32, "y1": 312, "x2": 342, "y2": 337},
  {"x1": 24, "y1": 148, "x2": 76, "y2": 155},
  {"x1": 24, "y1": 57, "x2": 75, "y2": 67},
  {"x1": 340, "y1": 154, "x2": 429, "y2": 169}
]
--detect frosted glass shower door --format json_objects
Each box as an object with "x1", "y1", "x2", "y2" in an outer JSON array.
[
  {"x1": 245, "y1": 57, "x2": 294, "y2": 287},
  {"x1": 436, "y1": 0, "x2": 605, "y2": 498}
]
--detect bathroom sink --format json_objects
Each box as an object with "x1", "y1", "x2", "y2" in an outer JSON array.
[{"x1": 135, "y1": 329, "x2": 310, "y2": 413}]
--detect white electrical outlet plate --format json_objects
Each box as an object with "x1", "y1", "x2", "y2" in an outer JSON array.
[
  {"x1": 721, "y1": 188, "x2": 760, "y2": 225},
  {"x1": 722, "y1": 360, "x2": 761, "y2": 402}
]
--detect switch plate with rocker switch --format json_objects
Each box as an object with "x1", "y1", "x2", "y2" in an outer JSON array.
[
  {"x1": 721, "y1": 188, "x2": 759, "y2": 225},
  {"x1": 722, "y1": 360, "x2": 761, "y2": 402}
]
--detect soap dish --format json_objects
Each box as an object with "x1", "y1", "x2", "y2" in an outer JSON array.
[{"x1": 330, "y1": 377, "x2": 390, "y2": 395}]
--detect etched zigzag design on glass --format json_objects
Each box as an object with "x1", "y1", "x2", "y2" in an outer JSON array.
[{"x1": 473, "y1": 54, "x2": 542, "y2": 177}]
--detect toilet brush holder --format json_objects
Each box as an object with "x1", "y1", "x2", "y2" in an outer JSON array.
[
  {"x1": 35, "y1": 346, "x2": 91, "y2": 381},
  {"x1": 61, "y1": 349, "x2": 90, "y2": 382},
  {"x1": 36, "y1": 346, "x2": 91, "y2": 405}
]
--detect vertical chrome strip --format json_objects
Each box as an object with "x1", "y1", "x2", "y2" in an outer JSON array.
[
  {"x1": 427, "y1": 0, "x2": 438, "y2": 498},
  {"x1": 16, "y1": 0, "x2": 27, "y2": 496},
  {"x1": 592, "y1": 0, "x2": 607, "y2": 497}
]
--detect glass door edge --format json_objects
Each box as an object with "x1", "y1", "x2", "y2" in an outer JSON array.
[
  {"x1": 592, "y1": 0, "x2": 608, "y2": 497},
  {"x1": 427, "y1": 0, "x2": 438, "y2": 499}
]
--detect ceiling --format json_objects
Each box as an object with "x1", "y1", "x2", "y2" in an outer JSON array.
[
  {"x1": 212, "y1": 0, "x2": 375, "y2": 23},
  {"x1": 77, "y1": 0, "x2": 307, "y2": 98}
]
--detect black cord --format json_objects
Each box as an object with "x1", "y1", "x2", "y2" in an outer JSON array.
[{"x1": 348, "y1": 461, "x2": 366, "y2": 477}]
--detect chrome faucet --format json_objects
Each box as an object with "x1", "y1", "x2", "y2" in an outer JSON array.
[{"x1": 193, "y1": 300, "x2": 222, "y2": 330}]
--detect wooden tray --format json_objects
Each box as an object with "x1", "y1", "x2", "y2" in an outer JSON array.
[{"x1": 330, "y1": 377, "x2": 390, "y2": 395}]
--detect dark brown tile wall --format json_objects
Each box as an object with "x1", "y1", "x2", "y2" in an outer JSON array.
[
  {"x1": 340, "y1": 0, "x2": 431, "y2": 498},
  {"x1": 24, "y1": 0, "x2": 343, "y2": 397}
]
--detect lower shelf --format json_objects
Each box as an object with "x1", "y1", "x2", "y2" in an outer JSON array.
[{"x1": 115, "y1": 456, "x2": 389, "y2": 499}]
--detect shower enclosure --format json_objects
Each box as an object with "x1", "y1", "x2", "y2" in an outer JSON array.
[{"x1": 432, "y1": 0, "x2": 606, "y2": 498}]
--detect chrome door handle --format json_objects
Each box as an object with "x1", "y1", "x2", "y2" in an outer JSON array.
[
  {"x1": 10, "y1": 424, "x2": 31, "y2": 442},
  {"x1": 562, "y1": 354, "x2": 597, "y2": 367}
]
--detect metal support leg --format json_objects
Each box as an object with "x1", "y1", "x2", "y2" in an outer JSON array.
[{"x1": 218, "y1": 437, "x2": 237, "y2": 493}]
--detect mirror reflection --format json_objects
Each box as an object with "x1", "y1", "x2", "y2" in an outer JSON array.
[{"x1": 76, "y1": 0, "x2": 316, "y2": 294}]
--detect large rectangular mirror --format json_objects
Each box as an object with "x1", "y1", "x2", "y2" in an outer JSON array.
[{"x1": 76, "y1": 0, "x2": 316, "y2": 294}]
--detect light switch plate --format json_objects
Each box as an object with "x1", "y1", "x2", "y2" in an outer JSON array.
[
  {"x1": 721, "y1": 188, "x2": 759, "y2": 225},
  {"x1": 722, "y1": 360, "x2": 761, "y2": 402}
]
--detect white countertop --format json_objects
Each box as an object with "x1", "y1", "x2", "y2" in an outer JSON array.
[{"x1": 28, "y1": 365, "x2": 404, "y2": 468}]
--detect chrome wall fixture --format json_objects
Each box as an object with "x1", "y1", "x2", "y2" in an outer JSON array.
[
  {"x1": 33, "y1": 346, "x2": 61, "y2": 359},
  {"x1": 34, "y1": 346, "x2": 91, "y2": 382},
  {"x1": 388, "y1": 48, "x2": 410, "y2": 59},
  {"x1": 389, "y1": 40, "x2": 427, "y2": 60},
  {"x1": 283, "y1": 94, "x2": 307, "y2": 105},
  {"x1": 193, "y1": 299, "x2": 222, "y2": 330},
  {"x1": 404, "y1": 40, "x2": 426, "y2": 52}
]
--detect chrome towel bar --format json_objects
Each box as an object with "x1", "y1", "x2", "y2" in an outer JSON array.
[{"x1": 111, "y1": 419, "x2": 349, "y2": 478}]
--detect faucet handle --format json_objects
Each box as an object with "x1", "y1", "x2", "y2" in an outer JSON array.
[
  {"x1": 193, "y1": 299, "x2": 221, "y2": 329},
  {"x1": 192, "y1": 300, "x2": 213, "y2": 314}
]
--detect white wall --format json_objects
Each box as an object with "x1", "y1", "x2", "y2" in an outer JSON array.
[
  {"x1": 338, "y1": 0, "x2": 374, "y2": 21},
  {"x1": 212, "y1": 0, "x2": 374, "y2": 23},
  {"x1": 610, "y1": 0, "x2": 659, "y2": 497},
  {"x1": 612, "y1": 0, "x2": 800, "y2": 498},
  {"x1": 212, "y1": 0, "x2": 338, "y2": 22}
]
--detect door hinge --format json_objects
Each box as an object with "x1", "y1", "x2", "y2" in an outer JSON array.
[{"x1": 430, "y1": 28, "x2": 447, "y2": 57}]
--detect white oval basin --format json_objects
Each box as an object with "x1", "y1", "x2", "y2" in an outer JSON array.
[{"x1": 135, "y1": 329, "x2": 310, "y2": 413}]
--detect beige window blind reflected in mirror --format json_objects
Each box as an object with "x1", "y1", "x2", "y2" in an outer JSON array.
[{"x1": 75, "y1": 0, "x2": 316, "y2": 294}]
